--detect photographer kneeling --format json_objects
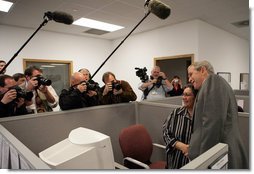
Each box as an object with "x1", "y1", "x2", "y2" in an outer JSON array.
[
  {"x1": 138, "y1": 66, "x2": 172, "y2": 100},
  {"x1": 0, "y1": 75, "x2": 30, "y2": 117},
  {"x1": 101, "y1": 72, "x2": 137, "y2": 105}
]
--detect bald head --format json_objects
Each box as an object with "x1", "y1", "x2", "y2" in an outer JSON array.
[{"x1": 71, "y1": 72, "x2": 85, "y2": 86}]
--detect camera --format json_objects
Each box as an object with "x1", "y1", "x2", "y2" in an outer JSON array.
[
  {"x1": 151, "y1": 76, "x2": 163, "y2": 88},
  {"x1": 9, "y1": 86, "x2": 33, "y2": 101},
  {"x1": 135, "y1": 67, "x2": 149, "y2": 82},
  {"x1": 86, "y1": 82, "x2": 98, "y2": 91},
  {"x1": 36, "y1": 75, "x2": 52, "y2": 86},
  {"x1": 173, "y1": 79, "x2": 179, "y2": 83},
  {"x1": 111, "y1": 81, "x2": 122, "y2": 90}
]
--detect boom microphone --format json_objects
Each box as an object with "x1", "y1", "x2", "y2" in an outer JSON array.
[
  {"x1": 44, "y1": 11, "x2": 74, "y2": 25},
  {"x1": 146, "y1": 0, "x2": 171, "y2": 19}
]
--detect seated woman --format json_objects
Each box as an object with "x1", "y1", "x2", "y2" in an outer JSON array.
[{"x1": 163, "y1": 84, "x2": 198, "y2": 169}]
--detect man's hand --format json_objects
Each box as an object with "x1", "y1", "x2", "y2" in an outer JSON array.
[
  {"x1": 103, "y1": 83, "x2": 112, "y2": 96},
  {"x1": 113, "y1": 88, "x2": 123, "y2": 95},
  {"x1": 77, "y1": 83, "x2": 87, "y2": 93},
  {"x1": 27, "y1": 77, "x2": 38, "y2": 91},
  {"x1": 38, "y1": 85, "x2": 48, "y2": 93},
  {"x1": 159, "y1": 72, "x2": 167, "y2": 79},
  {"x1": 1, "y1": 89, "x2": 17, "y2": 104},
  {"x1": 87, "y1": 90, "x2": 97, "y2": 97},
  {"x1": 16, "y1": 98, "x2": 25, "y2": 108}
]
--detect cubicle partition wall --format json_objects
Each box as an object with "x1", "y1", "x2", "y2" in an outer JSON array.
[
  {"x1": 0, "y1": 100, "x2": 250, "y2": 169},
  {"x1": 136, "y1": 102, "x2": 179, "y2": 162},
  {"x1": 136, "y1": 102, "x2": 179, "y2": 145},
  {"x1": 238, "y1": 112, "x2": 249, "y2": 161},
  {"x1": 234, "y1": 90, "x2": 249, "y2": 96},
  {"x1": 0, "y1": 103, "x2": 137, "y2": 167},
  {"x1": 235, "y1": 95, "x2": 250, "y2": 113},
  {"x1": 145, "y1": 96, "x2": 183, "y2": 105}
]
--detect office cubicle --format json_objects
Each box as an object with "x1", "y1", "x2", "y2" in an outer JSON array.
[
  {"x1": 0, "y1": 103, "x2": 136, "y2": 168},
  {"x1": 235, "y1": 95, "x2": 249, "y2": 113},
  {"x1": 234, "y1": 90, "x2": 249, "y2": 96},
  {"x1": 0, "y1": 99, "x2": 249, "y2": 169},
  {"x1": 181, "y1": 143, "x2": 229, "y2": 169}
]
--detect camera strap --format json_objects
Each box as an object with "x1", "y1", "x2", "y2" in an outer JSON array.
[{"x1": 143, "y1": 84, "x2": 155, "y2": 100}]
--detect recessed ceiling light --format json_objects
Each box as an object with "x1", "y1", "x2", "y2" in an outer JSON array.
[
  {"x1": 0, "y1": 0, "x2": 13, "y2": 12},
  {"x1": 73, "y1": 18, "x2": 124, "y2": 32}
]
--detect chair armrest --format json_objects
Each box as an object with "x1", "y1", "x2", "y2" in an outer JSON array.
[
  {"x1": 153, "y1": 143, "x2": 166, "y2": 149},
  {"x1": 124, "y1": 157, "x2": 150, "y2": 169},
  {"x1": 114, "y1": 162, "x2": 128, "y2": 169}
]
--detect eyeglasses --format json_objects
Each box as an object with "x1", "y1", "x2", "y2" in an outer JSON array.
[{"x1": 183, "y1": 93, "x2": 193, "y2": 97}]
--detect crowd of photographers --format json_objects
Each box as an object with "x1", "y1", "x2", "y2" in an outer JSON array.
[{"x1": 0, "y1": 59, "x2": 183, "y2": 118}]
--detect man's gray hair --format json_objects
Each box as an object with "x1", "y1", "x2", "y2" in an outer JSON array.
[{"x1": 191, "y1": 60, "x2": 214, "y2": 74}]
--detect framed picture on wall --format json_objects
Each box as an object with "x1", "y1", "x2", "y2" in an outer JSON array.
[
  {"x1": 23, "y1": 59, "x2": 73, "y2": 95},
  {"x1": 217, "y1": 72, "x2": 231, "y2": 85},
  {"x1": 239, "y1": 73, "x2": 249, "y2": 90}
]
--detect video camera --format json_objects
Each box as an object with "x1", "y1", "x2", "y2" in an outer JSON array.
[
  {"x1": 36, "y1": 75, "x2": 52, "y2": 86},
  {"x1": 9, "y1": 86, "x2": 33, "y2": 101},
  {"x1": 135, "y1": 67, "x2": 149, "y2": 82}
]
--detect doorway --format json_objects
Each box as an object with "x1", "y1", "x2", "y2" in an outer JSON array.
[{"x1": 154, "y1": 54, "x2": 194, "y2": 86}]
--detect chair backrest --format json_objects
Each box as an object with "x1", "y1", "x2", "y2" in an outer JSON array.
[{"x1": 119, "y1": 124, "x2": 153, "y2": 163}]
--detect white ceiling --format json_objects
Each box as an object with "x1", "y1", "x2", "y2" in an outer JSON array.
[{"x1": 0, "y1": 0, "x2": 249, "y2": 40}]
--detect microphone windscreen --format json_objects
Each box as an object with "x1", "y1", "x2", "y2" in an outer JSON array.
[
  {"x1": 52, "y1": 11, "x2": 74, "y2": 25},
  {"x1": 148, "y1": 0, "x2": 171, "y2": 20}
]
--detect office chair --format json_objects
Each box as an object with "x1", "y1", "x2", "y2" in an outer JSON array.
[{"x1": 119, "y1": 124, "x2": 166, "y2": 169}]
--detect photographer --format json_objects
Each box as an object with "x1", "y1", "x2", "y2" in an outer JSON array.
[
  {"x1": 101, "y1": 72, "x2": 137, "y2": 105},
  {"x1": 78, "y1": 68, "x2": 101, "y2": 106},
  {"x1": 0, "y1": 60, "x2": 6, "y2": 74},
  {"x1": 0, "y1": 75, "x2": 28, "y2": 117},
  {"x1": 59, "y1": 72, "x2": 99, "y2": 110},
  {"x1": 168, "y1": 75, "x2": 183, "y2": 96},
  {"x1": 24, "y1": 66, "x2": 59, "y2": 113},
  {"x1": 138, "y1": 66, "x2": 172, "y2": 100}
]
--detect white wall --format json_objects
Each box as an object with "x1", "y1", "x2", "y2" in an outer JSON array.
[
  {"x1": 0, "y1": 25, "x2": 112, "y2": 85},
  {"x1": 110, "y1": 20, "x2": 200, "y2": 100},
  {"x1": 110, "y1": 19, "x2": 249, "y2": 100},
  {"x1": 0, "y1": 19, "x2": 249, "y2": 100},
  {"x1": 197, "y1": 20, "x2": 249, "y2": 89}
]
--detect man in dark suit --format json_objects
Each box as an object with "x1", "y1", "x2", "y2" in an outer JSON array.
[{"x1": 187, "y1": 60, "x2": 248, "y2": 169}]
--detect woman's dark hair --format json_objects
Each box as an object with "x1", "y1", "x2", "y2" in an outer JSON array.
[{"x1": 184, "y1": 83, "x2": 198, "y2": 97}]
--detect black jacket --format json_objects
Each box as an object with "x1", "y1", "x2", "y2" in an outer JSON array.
[
  {"x1": 0, "y1": 100, "x2": 28, "y2": 118},
  {"x1": 59, "y1": 85, "x2": 100, "y2": 111}
]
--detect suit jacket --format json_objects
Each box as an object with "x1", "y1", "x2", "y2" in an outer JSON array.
[{"x1": 189, "y1": 74, "x2": 248, "y2": 169}]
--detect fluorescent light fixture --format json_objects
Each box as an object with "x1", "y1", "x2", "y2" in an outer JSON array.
[
  {"x1": 50, "y1": 64, "x2": 66, "y2": 66},
  {"x1": 41, "y1": 65, "x2": 56, "y2": 68},
  {"x1": 0, "y1": 0, "x2": 13, "y2": 12},
  {"x1": 73, "y1": 18, "x2": 124, "y2": 32}
]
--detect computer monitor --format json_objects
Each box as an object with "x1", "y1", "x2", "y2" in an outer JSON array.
[
  {"x1": 39, "y1": 127, "x2": 115, "y2": 169},
  {"x1": 181, "y1": 143, "x2": 228, "y2": 169}
]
